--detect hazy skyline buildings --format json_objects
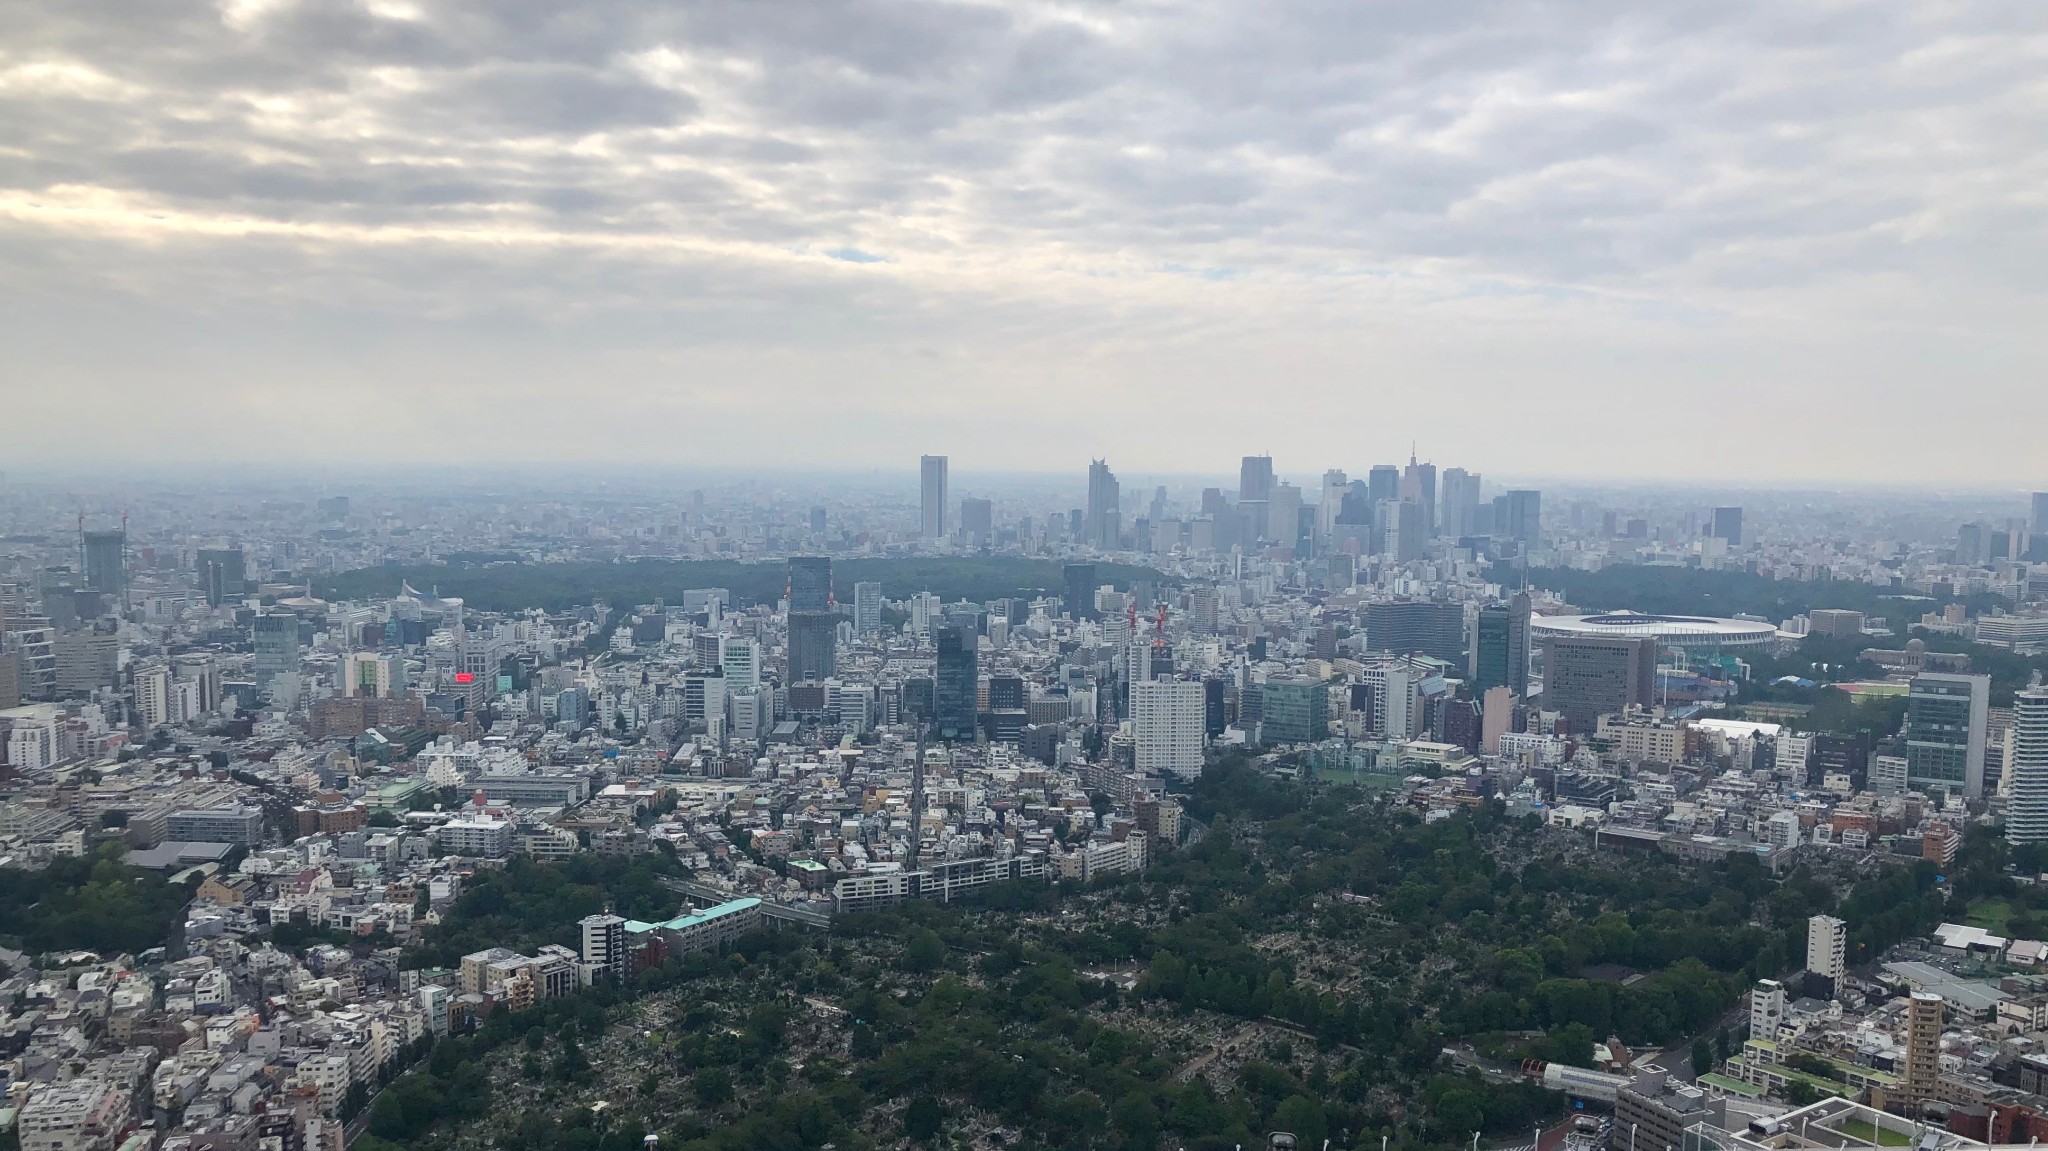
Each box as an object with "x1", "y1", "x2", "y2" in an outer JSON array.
[{"x1": 920, "y1": 456, "x2": 948, "y2": 539}]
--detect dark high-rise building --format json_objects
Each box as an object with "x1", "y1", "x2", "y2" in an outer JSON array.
[
  {"x1": 1710, "y1": 506, "x2": 1743, "y2": 546},
  {"x1": 1064, "y1": 562, "x2": 1098, "y2": 621},
  {"x1": 1086, "y1": 459, "x2": 1120, "y2": 550},
  {"x1": 1543, "y1": 634, "x2": 1657, "y2": 735},
  {"x1": 197, "y1": 547, "x2": 247, "y2": 607},
  {"x1": 1239, "y1": 455, "x2": 1274, "y2": 504},
  {"x1": 1203, "y1": 677, "x2": 1228, "y2": 737},
  {"x1": 1440, "y1": 468, "x2": 1480, "y2": 537},
  {"x1": 960, "y1": 497, "x2": 993, "y2": 544},
  {"x1": 787, "y1": 612, "x2": 838, "y2": 682},
  {"x1": 808, "y1": 506, "x2": 827, "y2": 533},
  {"x1": 1366, "y1": 464, "x2": 1400, "y2": 506},
  {"x1": 1261, "y1": 675, "x2": 1328, "y2": 744},
  {"x1": 933, "y1": 624, "x2": 978, "y2": 741},
  {"x1": 1471, "y1": 593, "x2": 1532, "y2": 695},
  {"x1": 252, "y1": 612, "x2": 301, "y2": 693},
  {"x1": 1362, "y1": 598, "x2": 1464, "y2": 662},
  {"x1": 787, "y1": 556, "x2": 833, "y2": 613},
  {"x1": 987, "y1": 675, "x2": 1025, "y2": 711},
  {"x1": 1502, "y1": 490, "x2": 1543, "y2": 543},
  {"x1": 920, "y1": 455, "x2": 949, "y2": 538},
  {"x1": 81, "y1": 529, "x2": 125, "y2": 604},
  {"x1": 902, "y1": 677, "x2": 935, "y2": 723}
]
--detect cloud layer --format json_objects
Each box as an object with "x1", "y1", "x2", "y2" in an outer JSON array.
[{"x1": 2, "y1": 0, "x2": 2044, "y2": 482}]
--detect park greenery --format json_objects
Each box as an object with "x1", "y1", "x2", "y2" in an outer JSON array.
[
  {"x1": 0, "y1": 844, "x2": 200, "y2": 957},
  {"x1": 360, "y1": 756, "x2": 1960, "y2": 1151},
  {"x1": 321, "y1": 556, "x2": 1168, "y2": 615}
]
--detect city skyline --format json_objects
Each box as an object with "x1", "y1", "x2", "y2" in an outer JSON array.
[{"x1": 4, "y1": 2, "x2": 2045, "y2": 481}]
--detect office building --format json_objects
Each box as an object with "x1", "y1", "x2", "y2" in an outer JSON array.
[
  {"x1": 1086, "y1": 459, "x2": 1120, "y2": 550},
  {"x1": 2002, "y1": 674, "x2": 2048, "y2": 843},
  {"x1": 1710, "y1": 506, "x2": 1744, "y2": 546},
  {"x1": 1501, "y1": 489, "x2": 1542, "y2": 543},
  {"x1": 1133, "y1": 679, "x2": 1205, "y2": 778},
  {"x1": 1240, "y1": 454, "x2": 1274, "y2": 504},
  {"x1": 167, "y1": 806, "x2": 265, "y2": 845},
  {"x1": 1544, "y1": 634, "x2": 1657, "y2": 735},
  {"x1": 1366, "y1": 464, "x2": 1400, "y2": 506},
  {"x1": 960, "y1": 497, "x2": 993, "y2": 545},
  {"x1": 787, "y1": 556, "x2": 833, "y2": 613},
  {"x1": 1807, "y1": 914, "x2": 1847, "y2": 983},
  {"x1": 1610, "y1": 1078, "x2": 1710, "y2": 1151},
  {"x1": 2034, "y1": 492, "x2": 2048, "y2": 536},
  {"x1": 52, "y1": 627, "x2": 118, "y2": 695},
  {"x1": 1904, "y1": 671, "x2": 1990, "y2": 797},
  {"x1": 853, "y1": 581, "x2": 883, "y2": 635},
  {"x1": 1363, "y1": 598, "x2": 1464, "y2": 662},
  {"x1": 197, "y1": 547, "x2": 247, "y2": 607},
  {"x1": 933, "y1": 624, "x2": 977, "y2": 741},
  {"x1": 341, "y1": 651, "x2": 406, "y2": 698},
  {"x1": 17, "y1": 1079, "x2": 132, "y2": 1151},
  {"x1": 717, "y1": 636, "x2": 758, "y2": 687},
  {"x1": 1261, "y1": 675, "x2": 1328, "y2": 744},
  {"x1": 1440, "y1": 467, "x2": 1480, "y2": 537},
  {"x1": 787, "y1": 612, "x2": 837, "y2": 682},
  {"x1": 1401, "y1": 454, "x2": 1437, "y2": 535},
  {"x1": 252, "y1": 613, "x2": 300, "y2": 693},
  {"x1": 1065, "y1": 562, "x2": 1098, "y2": 621},
  {"x1": 1470, "y1": 593, "x2": 1532, "y2": 695},
  {"x1": 1807, "y1": 609, "x2": 1865, "y2": 638},
  {"x1": 920, "y1": 455, "x2": 948, "y2": 538},
  {"x1": 80, "y1": 528, "x2": 125, "y2": 604}
]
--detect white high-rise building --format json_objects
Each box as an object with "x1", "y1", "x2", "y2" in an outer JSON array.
[
  {"x1": 853, "y1": 581, "x2": 883, "y2": 635},
  {"x1": 580, "y1": 913, "x2": 626, "y2": 976},
  {"x1": 720, "y1": 637, "x2": 760, "y2": 688},
  {"x1": 1807, "y1": 914, "x2": 1847, "y2": 983},
  {"x1": 134, "y1": 661, "x2": 173, "y2": 729},
  {"x1": 2007, "y1": 673, "x2": 2048, "y2": 844},
  {"x1": 1750, "y1": 978, "x2": 1786, "y2": 1045},
  {"x1": 909, "y1": 592, "x2": 940, "y2": 636},
  {"x1": 1132, "y1": 679, "x2": 1205, "y2": 779}
]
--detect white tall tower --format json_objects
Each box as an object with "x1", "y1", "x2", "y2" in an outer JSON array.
[
  {"x1": 1807, "y1": 914, "x2": 1847, "y2": 983},
  {"x1": 1133, "y1": 679, "x2": 1206, "y2": 779}
]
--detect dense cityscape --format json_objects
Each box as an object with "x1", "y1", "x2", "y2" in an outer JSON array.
[{"x1": 2, "y1": 457, "x2": 2048, "y2": 1151}]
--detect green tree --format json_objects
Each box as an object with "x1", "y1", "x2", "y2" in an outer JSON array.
[
  {"x1": 903, "y1": 928, "x2": 946, "y2": 974},
  {"x1": 695, "y1": 1067, "x2": 733, "y2": 1108},
  {"x1": 903, "y1": 1094, "x2": 944, "y2": 1142},
  {"x1": 1272, "y1": 1096, "x2": 1327, "y2": 1151},
  {"x1": 1691, "y1": 1037, "x2": 1715, "y2": 1076}
]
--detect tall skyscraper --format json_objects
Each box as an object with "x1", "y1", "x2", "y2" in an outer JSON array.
[
  {"x1": 1544, "y1": 634, "x2": 1657, "y2": 734},
  {"x1": 959, "y1": 497, "x2": 993, "y2": 544},
  {"x1": 1064, "y1": 562, "x2": 1098, "y2": 621},
  {"x1": 1086, "y1": 460, "x2": 1120, "y2": 550},
  {"x1": 852, "y1": 581, "x2": 884, "y2": 635},
  {"x1": 1366, "y1": 465, "x2": 1400, "y2": 506},
  {"x1": 1470, "y1": 592, "x2": 1532, "y2": 695},
  {"x1": 1503, "y1": 489, "x2": 1543, "y2": 543},
  {"x1": 1268, "y1": 483, "x2": 1302, "y2": 550},
  {"x1": 933, "y1": 624, "x2": 978, "y2": 741},
  {"x1": 2033, "y1": 492, "x2": 2048, "y2": 536},
  {"x1": 1317, "y1": 469, "x2": 1348, "y2": 538},
  {"x1": 787, "y1": 556, "x2": 833, "y2": 613},
  {"x1": 787, "y1": 612, "x2": 837, "y2": 682},
  {"x1": 1904, "y1": 671, "x2": 1990, "y2": 797},
  {"x1": 1710, "y1": 506, "x2": 1744, "y2": 546},
  {"x1": 919, "y1": 455, "x2": 948, "y2": 538},
  {"x1": 1806, "y1": 914, "x2": 1847, "y2": 983},
  {"x1": 1134, "y1": 679, "x2": 1206, "y2": 778},
  {"x1": 1363, "y1": 598, "x2": 1464, "y2": 662},
  {"x1": 1902, "y1": 991, "x2": 1943, "y2": 1111},
  {"x1": 1440, "y1": 468, "x2": 1480, "y2": 537},
  {"x1": 1239, "y1": 455, "x2": 1274, "y2": 504},
  {"x1": 1401, "y1": 454, "x2": 1437, "y2": 536},
  {"x1": 81, "y1": 529, "x2": 125, "y2": 604},
  {"x1": 197, "y1": 547, "x2": 247, "y2": 607},
  {"x1": 252, "y1": 613, "x2": 300, "y2": 695},
  {"x1": 2007, "y1": 674, "x2": 2048, "y2": 844}
]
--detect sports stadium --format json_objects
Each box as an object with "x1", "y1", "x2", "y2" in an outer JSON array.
[{"x1": 1529, "y1": 610, "x2": 1780, "y2": 653}]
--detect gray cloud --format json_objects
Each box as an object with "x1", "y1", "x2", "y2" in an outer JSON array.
[{"x1": 0, "y1": 0, "x2": 2043, "y2": 481}]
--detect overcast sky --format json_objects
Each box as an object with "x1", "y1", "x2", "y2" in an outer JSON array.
[{"x1": 2, "y1": 0, "x2": 2043, "y2": 484}]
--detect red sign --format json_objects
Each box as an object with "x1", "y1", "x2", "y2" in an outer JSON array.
[{"x1": 453, "y1": 672, "x2": 475, "y2": 684}]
